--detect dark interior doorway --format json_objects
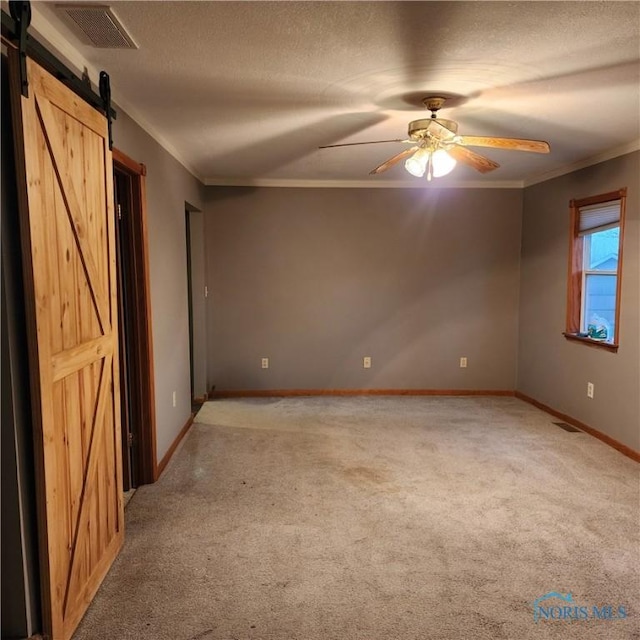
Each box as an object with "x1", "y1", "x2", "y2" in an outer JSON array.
[
  {"x1": 185, "y1": 209, "x2": 195, "y2": 402},
  {"x1": 114, "y1": 169, "x2": 137, "y2": 490},
  {"x1": 185, "y1": 202, "x2": 207, "y2": 414},
  {"x1": 184, "y1": 205, "x2": 209, "y2": 415},
  {"x1": 112, "y1": 149, "x2": 158, "y2": 486},
  {"x1": 185, "y1": 208, "x2": 205, "y2": 414}
]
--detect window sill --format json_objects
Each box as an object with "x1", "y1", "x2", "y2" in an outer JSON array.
[{"x1": 563, "y1": 333, "x2": 619, "y2": 352}]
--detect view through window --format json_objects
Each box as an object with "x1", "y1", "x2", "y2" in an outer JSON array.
[
  {"x1": 565, "y1": 189, "x2": 626, "y2": 350},
  {"x1": 582, "y1": 227, "x2": 620, "y2": 340}
]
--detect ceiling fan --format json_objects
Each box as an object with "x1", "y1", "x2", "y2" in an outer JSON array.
[{"x1": 319, "y1": 96, "x2": 550, "y2": 180}]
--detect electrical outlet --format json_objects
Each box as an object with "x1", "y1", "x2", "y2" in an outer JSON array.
[
  {"x1": 363, "y1": 356, "x2": 372, "y2": 369},
  {"x1": 460, "y1": 357, "x2": 468, "y2": 368},
  {"x1": 587, "y1": 382, "x2": 594, "y2": 399},
  {"x1": 172, "y1": 391, "x2": 176, "y2": 407},
  {"x1": 261, "y1": 357, "x2": 269, "y2": 369}
]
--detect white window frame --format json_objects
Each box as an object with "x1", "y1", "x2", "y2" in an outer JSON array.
[{"x1": 579, "y1": 233, "x2": 619, "y2": 336}]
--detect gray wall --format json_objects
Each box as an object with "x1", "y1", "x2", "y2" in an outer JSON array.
[
  {"x1": 518, "y1": 152, "x2": 639, "y2": 451},
  {"x1": 204, "y1": 186, "x2": 523, "y2": 392},
  {"x1": 112, "y1": 110, "x2": 206, "y2": 462}
]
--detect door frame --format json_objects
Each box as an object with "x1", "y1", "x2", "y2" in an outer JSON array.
[{"x1": 112, "y1": 148, "x2": 158, "y2": 483}]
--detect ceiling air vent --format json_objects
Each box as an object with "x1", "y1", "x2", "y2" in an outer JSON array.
[{"x1": 56, "y1": 4, "x2": 138, "y2": 49}]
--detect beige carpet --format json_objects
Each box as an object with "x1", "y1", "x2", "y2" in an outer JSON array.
[{"x1": 73, "y1": 396, "x2": 639, "y2": 640}]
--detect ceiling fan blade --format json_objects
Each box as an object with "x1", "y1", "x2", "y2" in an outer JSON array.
[
  {"x1": 369, "y1": 146, "x2": 420, "y2": 175},
  {"x1": 319, "y1": 139, "x2": 406, "y2": 149},
  {"x1": 457, "y1": 136, "x2": 550, "y2": 153},
  {"x1": 448, "y1": 145, "x2": 500, "y2": 174}
]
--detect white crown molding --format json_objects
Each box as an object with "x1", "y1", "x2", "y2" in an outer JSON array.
[
  {"x1": 523, "y1": 140, "x2": 640, "y2": 188},
  {"x1": 204, "y1": 177, "x2": 524, "y2": 189},
  {"x1": 28, "y1": 4, "x2": 204, "y2": 183}
]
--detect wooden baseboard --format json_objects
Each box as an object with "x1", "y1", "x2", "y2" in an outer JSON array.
[
  {"x1": 155, "y1": 414, "x2": 195, "y2": 479},
  {"x1": 515, "y1": 391, "x2": 640, "y2": 462},
  {"x1": 211, "y1": 388, "x2": 516, "y2": 398}
]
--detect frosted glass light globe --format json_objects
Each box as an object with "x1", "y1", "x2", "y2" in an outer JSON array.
[{"x1": 431, "y1": 149, "x2": 457, "y2": 177}]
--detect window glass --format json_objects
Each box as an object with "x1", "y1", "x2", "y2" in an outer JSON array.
[
  {"x1": 584, "y1": 274, "x2": 617, "y2": 340},
  {"x1": 582, "y1": 226, "x2": 620, "y2": 342},
  {"x1": 586, "y1": 227, "x2": 619, "y2": 270}
]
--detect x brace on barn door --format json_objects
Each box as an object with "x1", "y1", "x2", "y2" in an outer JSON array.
[{"x1": 1, "y1": 0, "x2": 116, "y2": 148}]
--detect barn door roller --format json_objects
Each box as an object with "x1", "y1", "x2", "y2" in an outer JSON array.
[
  {"x1": 9, "y1": 0, "x2": 30, "y2": 97},
  {"x1": 99, "y1": 71, "x2": 113, "y2": 149},
  {"x1": 2, "y1": 0, "x2": 117, "y2": 121}
]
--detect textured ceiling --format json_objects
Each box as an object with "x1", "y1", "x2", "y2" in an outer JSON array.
[{"x1": 29, "y1": 1, "x2": 640, "y2": 186}]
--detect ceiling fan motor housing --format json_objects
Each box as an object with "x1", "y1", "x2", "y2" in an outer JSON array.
[{"x1": 408, "y1": 118, "x2": 458, "y2": 140}]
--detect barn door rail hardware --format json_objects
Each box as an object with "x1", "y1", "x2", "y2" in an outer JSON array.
[
  {"x1": 8, "y1": 0, "x2": 29, "y2": 96},
  {"x1": 99, "y1": 71, "x2": 113, "y2": 149},
  {"x1": 1, "y1": 1, "x2": 117, "y2": 121}
]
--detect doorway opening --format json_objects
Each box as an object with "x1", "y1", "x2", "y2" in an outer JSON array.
[
  {"x1": 185, "y1": 209, "x2": 195, "y2": 404},
  {"x1": 185, "y1": 207, "x2": 207, "y2": 414},
  {"x1": 113, "y1": 149, "x2": 157, "y2": 487}
]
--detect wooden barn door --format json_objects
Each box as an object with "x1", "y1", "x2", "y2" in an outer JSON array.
[{"x1": 9, "y1": 54, "x2": 124, "y2": 640}]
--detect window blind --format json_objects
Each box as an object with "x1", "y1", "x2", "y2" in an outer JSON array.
[{"x1": 578, "y1": 200, "x2": 621, "y2": 235}]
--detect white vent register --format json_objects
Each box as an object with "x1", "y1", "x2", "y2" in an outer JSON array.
[{"x1": 56, "y1": 4, "x2": 138, "y2": 49}]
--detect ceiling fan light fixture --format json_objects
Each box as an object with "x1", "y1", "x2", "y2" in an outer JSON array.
[
  {"x1": 404, "y1": 147, "x2": 456, "y2": 179},
  {"x1": 404, "y1": 148, "x2": 430, "y2": 177},
  {"x1": 431, "y1": 149, "x2": 457, "y2": 177}
]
